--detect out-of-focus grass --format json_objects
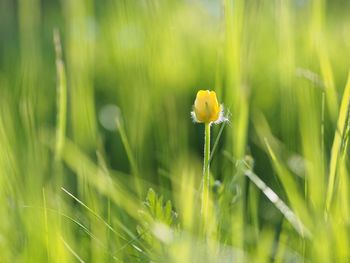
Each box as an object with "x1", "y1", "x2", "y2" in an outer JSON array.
[{"x1": 1, "y1": 0, "x2": 350, "y2": 262}]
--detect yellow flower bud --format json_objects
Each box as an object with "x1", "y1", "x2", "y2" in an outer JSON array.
[{"x1": 191, "y1": 90, "x2": 225, "y2": 124}]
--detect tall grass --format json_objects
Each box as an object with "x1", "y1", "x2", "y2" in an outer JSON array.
[{"x1": 1, "y1": 0, "x2": 350, "y2": 262}]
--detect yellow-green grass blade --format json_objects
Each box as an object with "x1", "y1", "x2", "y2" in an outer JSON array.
[{"x1": 326, "y1": 71, "x2": 350, "y2": 213}]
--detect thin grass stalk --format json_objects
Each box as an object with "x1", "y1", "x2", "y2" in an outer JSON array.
[
  {"x1": 53, "y1": 29, "x2": 67, "y2": 162},
  {"x1": 326, "y1": 71, "x2": 350, "y2": 214}
]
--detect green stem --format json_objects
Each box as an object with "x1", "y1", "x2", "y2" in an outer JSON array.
[
  {"x1": 201, "y1": 122, "x2": 211, "y2": 228},
  {"x1": 53, "y1": 29, "x2": 67, "y2": 163}
]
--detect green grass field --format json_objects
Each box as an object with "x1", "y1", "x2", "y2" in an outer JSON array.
[{"x1": 1, "y1": 0, "x2": 350, "y2": 262}]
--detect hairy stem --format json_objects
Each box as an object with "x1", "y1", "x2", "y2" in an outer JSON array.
[{"x1": 201, "y1": 122, "x2": 211, "y2": 230}]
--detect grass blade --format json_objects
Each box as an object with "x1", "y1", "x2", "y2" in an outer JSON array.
[{"x1": 326, "y1": 70, "x2": 350, "y2": 213}]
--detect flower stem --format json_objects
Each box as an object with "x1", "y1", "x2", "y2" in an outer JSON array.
[{"x1": 201, "y1": 122, "x2": 211, "y2": 229}]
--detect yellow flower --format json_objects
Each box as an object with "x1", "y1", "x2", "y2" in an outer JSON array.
[{"x1": 191, "y1": 90, "x2": 226, "y2": 124}]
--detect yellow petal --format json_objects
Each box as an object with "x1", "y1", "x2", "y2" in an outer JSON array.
[{"x1": 193, "y1": 90, "x2": 220, "y2": 123}]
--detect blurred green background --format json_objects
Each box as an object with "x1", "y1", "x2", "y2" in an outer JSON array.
[{"x1": 1, "y1": 0, "x2": 350, "y2": 262}]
